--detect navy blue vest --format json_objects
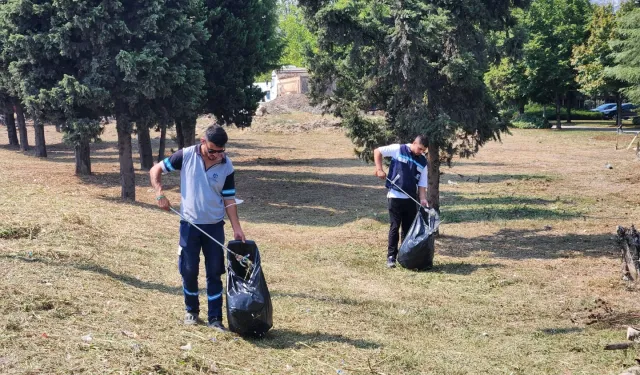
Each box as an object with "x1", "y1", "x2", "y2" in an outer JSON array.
[{"x1": 385, "y1": 144, "x2": 427, "y2": 199}]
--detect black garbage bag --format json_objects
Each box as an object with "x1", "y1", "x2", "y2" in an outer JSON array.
[
  {"x1": 226, "y1": 240, "x2": 273, "y2": 337},
  {"x1": 398, "y1": 208, "x2": 440, "y2": 270}
]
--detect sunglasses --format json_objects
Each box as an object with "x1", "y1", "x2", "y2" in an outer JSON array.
[{"x1": 202, "y1": 140, "x2": 225, "y2": 155}]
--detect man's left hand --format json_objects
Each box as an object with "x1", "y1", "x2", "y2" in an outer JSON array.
[
  {"x1": 420, "y1": 199, "x2": 429, "y2": 207},
  {"x1": 234, "y1": 228, "x2": 246, "y2": 242}
]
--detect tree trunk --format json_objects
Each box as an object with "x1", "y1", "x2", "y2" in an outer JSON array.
[
  {"x1": 33, "y1": 118, "x2": 47, "y2": 157},
  {"x1": 74, "y1": 139, "x2": 91, "y2": 175},
  {"x1": 175, "y1": 120, "x2": 185, "y2": 149},
  {"x1": 555, "y1": 93, "x2": 562, "y2": 129},
  {"x1": 542, "y1": 105, "x2": 547, "y2": 119},
  {"x1": 55, "y1": 123, "x2": 61, "y2": 132},
  {"x1": 158, "y1": 122, "x2": 167, "y2": 161},
  {"x1": 566, "y1": 92, "x2": 572, "y2": 124},
  {"x1": 116, "y1": 103, "x2": 136, "y2": 201},
  {"x1": 137, "y1": 122, "x2": 154, "y2": 171},
  {"x1": 426, "y1": 143, "x2": 441, "y2": 213},
  {"x1": 518, "y1": 103, "x2": 525, "y2": 115},
  {"x1": 14, "y1": 103, "x2": 29, "y2": 151},
  {"x1": 181, "y1": 117, "x2": 197, "y2": 147},
  {"x1": 5, "y1": 110, "x2": 18, "y2": 146},
  {"x1": 616, "y1": 92, "x2": 623, "y2": 128}
]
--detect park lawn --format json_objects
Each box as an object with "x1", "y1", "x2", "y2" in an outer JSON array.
[{"x1": 1, "y1": 118, "x2": 640, "y2": 374}]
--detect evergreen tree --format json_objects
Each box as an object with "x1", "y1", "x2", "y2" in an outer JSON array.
[
  {"x1": 0, "y1": 92, "x2": 17, "y2": 146},
  {"x1": 300, "y1": 0, "x2": 530, "y2": 210},
  {"x1": 198, "y1": 0, "x2": 282, "y2": 130},
  {"x1": 49, "y1": 0, "x2": 204, "y2": 198},
  {"x1": 606, "y1": 5, "x2": 640, "y2": 105},
  {"x1": 0, "y1": 0, "x2": 56, "y2": 157}
]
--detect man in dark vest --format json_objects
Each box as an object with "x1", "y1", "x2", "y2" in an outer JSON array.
[{"x1": 373, "y1": 135, "x2": 428, "y2": 268}]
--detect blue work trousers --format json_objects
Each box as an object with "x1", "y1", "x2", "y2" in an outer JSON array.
[{"x1": 178, "y1": 220, "x2": 225, "y2": 323}]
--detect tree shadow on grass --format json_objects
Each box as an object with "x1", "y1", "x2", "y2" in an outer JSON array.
[
  {"x1": 429, "y1": 262, "x2": 502, "y2": 275},
  {"x1": 441, "y1": 173, "x2": 553, "y2": 184},
  {"x1": 96, "y1": 195, "x2": 168, "y2": 212},
  {"x1": 371, "y1": 192, "x2": 580, "y2": 226},
  {"x1": 75, "y1": 262, "x2": 182, "y2": 295},
  {"x1": 0, "y1": 144, "x2": 21, "y2": 152},
  {"x1": 437, "y1": 191, "x2": 580, "y2": 224},
  {"x1": 75, "y1": 169, "x2": 180, "y2": 193},
  {"x1": 438, "y1": 228, "x2": 617, "y2": 260},
  {"x1": 440, "y1": 206, "x2": 579, "y2": 224},
  {"x1": 0, "y1": 255, "x2": 181, "y2": 296},
  {"x1": 232, "y1": 168, "x2": 578, "y2": 226},
  {"x1": 55, "y1": 147, "x2": 578, "y2": 227},
  {"x1": 226, "y1": 140, "x2": 296, "y2": 151},
  {"x1": 449, "y1": 161, "x2": 507, "y2": 167},
  {"x1": 271, "y1": 292, "x2": 366, "y2": 307},
  {"x1": 231, "y1": 156, "x2": 366, "y2": 169},
  {"x1": 230, "y1": 168, "x2": 386, "y2": 227},
  {"x1": 42, "y1": 141, "x2": 123, "y2": 165},
  {"x1": 249, "y1": 328, "x2": 381, "y2": 349},
  {"x1": 441, "y1": 192, "x2": 561, "y2": 208},
  {"x1": 559, "y1": 124, "x2": 640, "y2": 132},
  {"x1": 539, "y1": 327, "x2": 583, "y2": 335}
]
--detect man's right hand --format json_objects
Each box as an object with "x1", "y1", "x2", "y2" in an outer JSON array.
[
  {"x1": 375, "y1": 169, "x2": 387, "y2": 180},
  {"x1": 156, "y1": 194, "x2": 171, "y2": 211}
]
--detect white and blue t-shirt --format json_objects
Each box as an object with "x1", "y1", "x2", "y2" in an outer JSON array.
[
  {"x1": 161, "y1": 145, "x2": 236, "y2": 224},
  {"x1": 379, "y1": 143, "x2": 428, "y2": 199}
]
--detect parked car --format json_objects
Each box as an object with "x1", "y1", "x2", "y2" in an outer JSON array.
[
  {"x1": 590, "y1": 103, "x2": 617, "y2": 113},
  {"x1": 603, "y1": 103, "x2": 638, "y2": 120}
]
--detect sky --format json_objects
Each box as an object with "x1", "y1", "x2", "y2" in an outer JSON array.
[{"x1": 591, "y1": 0, "x2": 623, "y2": 7}]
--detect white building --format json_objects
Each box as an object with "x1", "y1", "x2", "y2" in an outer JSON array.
[{"x1": 255, "y1": 81, "x2": 273, "y2": 102}]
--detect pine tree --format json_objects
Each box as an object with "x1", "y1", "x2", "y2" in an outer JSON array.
[
  {"x1": 606, "y1": 5, "x2": 640, "y2": 105},
  {"x1": 199, "y1": 0, "x2": 282, "y2": 128},
  {"x1": 0, "y1": 0, "x2": 57, "y2": 157},
  {"x1": 53, "y1": 0, "x2": 204, "y2": 198},
  {"x1": 300, "y1": 0, "x2": 530, "y2": 210}
]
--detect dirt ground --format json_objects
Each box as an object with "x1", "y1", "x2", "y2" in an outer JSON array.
[{"x1": 2, "y1": 118, "x2": 640, "y2": 374}]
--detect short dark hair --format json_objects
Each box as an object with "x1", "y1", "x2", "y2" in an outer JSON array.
[
  {"x1": 205, "y1": 124, "x2": 228, "y2": 147},
  {"x1": 415, "y1": 135, "x2": 428, "y2": 147}
]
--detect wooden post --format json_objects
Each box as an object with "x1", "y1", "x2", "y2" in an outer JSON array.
[{"x1": 627, "y1": 132, "x2": 639, "y2": 150}]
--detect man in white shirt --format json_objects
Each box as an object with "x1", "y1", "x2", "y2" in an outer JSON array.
[{"x1": 373, "y1": 135, "x2": 428, "y2": 268}]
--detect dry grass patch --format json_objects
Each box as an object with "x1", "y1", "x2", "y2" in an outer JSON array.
[{"x1": 1, "y1": 120, "x2": 640, "y2": 374}]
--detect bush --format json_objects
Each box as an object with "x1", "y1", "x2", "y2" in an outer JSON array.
[
  {"x1": 633, "y1": 117, "x2": 640, "y2": 126},
  {"x1": 524, "y1": 104, "x2": 603, "y2": 121},
  {"x1": 510, "y1": 113, "x2": 551, "y2": 129},
  {"x1": 584, "y1": 99, "x2": 595, "y2": 110}
]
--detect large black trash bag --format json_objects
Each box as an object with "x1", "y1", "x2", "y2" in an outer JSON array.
[
  {"x1": 398, "y1": 208, "x2": 440, "y2": 270},
  {"x1": 226, "y1": 240, "x2": 273, "y2": 337}
]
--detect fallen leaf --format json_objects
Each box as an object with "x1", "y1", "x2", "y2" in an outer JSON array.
[
  {"x1": 180, "y1": 342, "x2": 192, "y2": 351},
  {"x1": 81, "y1": 335, "x2": 92, "y2": 343}
]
